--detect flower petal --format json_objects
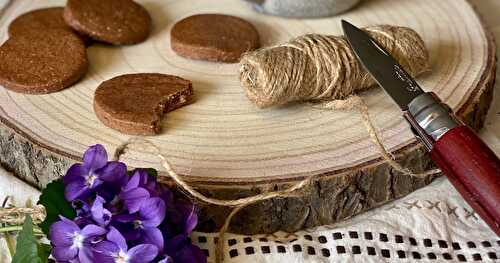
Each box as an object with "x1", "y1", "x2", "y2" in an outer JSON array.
[
  {"x1": 78, "y1": 245, "x2": 96, "y2": 263},
  {"x1": 111, "y1": 221, "x2": 141, "y2": 241},
  {"x1": 99, "y1": 161, "x2": 127, "y2": 183},
  {"x1": 120, "y1": 187, "x2": 150, "y2": 213},
  {"x1": 159, "y1": 188, "x2": 174, "y2": 207},
  {"x1": 65, "y1": 179, "x2": 89, "y2": 201},
  {"x1": 92, "y1": 241, "x2": 118, "y2": 263},
  {"x1": 164, "y1": 234, "x2": 187, "y2": 256},
  {"x1": 81, "y1": 224, "x2": 107, "y2": 238},
  {"x1": 49, "y1": 218, "x2": 80, "y2": 247},
  {"x1": 89, "y1": 176, "x2": 104, "y2": 189},
  {"x1": 175, "y1": 244, "x2": 207, "y2": 263},
  {"x1": 74, "y1": 216, "x2": 93, "y2": 228},
  {"x1": 106, "y1": 226, "x2": 128, "y2": 251},
  {"x1": 139, "y1": 197, "x2": 166, "y2": 227},
  {"x1": 63, "y1": 164, "x2": 87, "y2": 184},
  {"x1": 122, "y1": 228, "x2": 141, "y2": 241},
  {"x1": 183, "y1": 205, "x2": 198, "y2": 235},
  {"x1": 52, "y1": 245, "x2": 78, "y2": 261},
  {"x1": 141, "y1": 227, "x2": 164, "y2": 251},
  {"x1": 128, "y1": 244, "x2": 158, "y2": 263},
  {"x1": 93, "y1": 240, "x2": 120, "y2": 254},
  {"x1": 83, "y1": 144, "x2": 108, "y2": 171},
  {"x1": 91, "y1": 195, "x2": 112, "y2": 226},
  {"x1": 123, "y1": 171, "x2": 141, "y2": 192},
  {"x1": 113, "y1": 213, "x2": 138, "y2": 223}
]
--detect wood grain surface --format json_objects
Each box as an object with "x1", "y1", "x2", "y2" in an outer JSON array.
[{"x1": 0, "y1": 0, "x2": 496, "y2": 234}]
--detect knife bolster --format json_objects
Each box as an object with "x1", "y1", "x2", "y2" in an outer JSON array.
[{"x1": 405, "y1": 92, "x2": 460, "y2": 149}]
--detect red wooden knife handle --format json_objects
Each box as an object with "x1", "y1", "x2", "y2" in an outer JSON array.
[{"x1": 431, "y1": 125, "x2": 500, "y2": 235}]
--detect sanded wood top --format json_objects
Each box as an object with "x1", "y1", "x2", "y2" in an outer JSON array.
[{"x1": 0, "y1": 0, "x2": 495, "y2": 185}]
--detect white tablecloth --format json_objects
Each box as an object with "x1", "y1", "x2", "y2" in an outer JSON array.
[{"x1": 1, "y1": 0, "x2": 499, "y2": 262}]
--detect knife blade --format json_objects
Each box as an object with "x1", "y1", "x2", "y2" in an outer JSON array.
[
  {"x1": 341, "y1": 20, "x2": 424, "y2": 110},
  {"x1": 342, "y1": 20, "x2": 500, "y2": 235}
]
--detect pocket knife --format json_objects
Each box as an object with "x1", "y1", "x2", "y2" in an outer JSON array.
[{"x1": 342, "y1": 20, "x2": 500, "y2": 235}]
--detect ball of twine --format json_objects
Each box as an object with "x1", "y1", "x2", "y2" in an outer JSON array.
[{"x1": 240, "y1": 25, "x2": 430, "y2": 108}]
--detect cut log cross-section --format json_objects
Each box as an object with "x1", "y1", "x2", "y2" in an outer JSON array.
[{"x1": 0, "y1": 0, "x2": 496, "y2": 234}]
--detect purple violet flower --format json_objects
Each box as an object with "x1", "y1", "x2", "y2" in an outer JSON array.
[
  {"x1": 161, "y1": 201, "x2": 198, "y2": 240},
  {"x1": 119, "y1": 172, "x2": 151, "y2": 213},
  {"x1": 64, "y1": 145, "x2": 126, "y2": 201},
  {"x1": 53, "y1": 143, "x2": 207, "y2": 263},
  {"x1": 136, "y1": 169, "x2": 159, "y2": 196},
  {"x1": 114, "y1": 197, "x2": 166, "y2": 250},
  {"x1": 49, "y1": 216, "x2": 107, "y2": 263},
  {"x1": 94, "y1": 227, "x2": 158, "y2": 263},
  {"x1": 91, "y1": 195, "x2": 112, "y2": 226}
]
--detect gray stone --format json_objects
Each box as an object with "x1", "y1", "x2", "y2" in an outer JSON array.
[{"x1": 243, "y1": 0, "x2": 361, "y2": 18}]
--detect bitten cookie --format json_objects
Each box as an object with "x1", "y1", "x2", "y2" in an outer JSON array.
[
  {"x1": 171, "y1": 14, "x2": 260, "y2": 63},
  {"x1": 64, "y1": 0, "x2": 151, "y2": 45},
  {"x1": 94, "y1": 73, "x2": 194, "y2": 135},
  {"x1": 0, "y1": 29, "x2": 88, "y2": 94}
]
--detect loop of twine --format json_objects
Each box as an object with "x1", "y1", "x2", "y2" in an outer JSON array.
[{"x1": 117, "y1": 138, "x2": 314, "y2": 263}]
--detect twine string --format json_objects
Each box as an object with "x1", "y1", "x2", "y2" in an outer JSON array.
[
  {"x1": 115, "y1": 138, "x2": 314, "y2": 263},
  {"x1": 314, "y1": 96, "x2": 441, "y2": 178},
  {"x1": 0, "y1": 101, "x2": 440, "y2": 263},
  {"x1": 0, "y1": 25, "x2": 441, "y2": 263},
  {"x1": 116, "y1": 109, "x2": 441, "y2": 262},
  {"x1": 0, "y1": 205, "x2": 46, "y2": 225}
]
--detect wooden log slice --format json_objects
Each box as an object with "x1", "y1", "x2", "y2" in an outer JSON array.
[{"x1": 0, "y1": 0, "x2": 496, "y2": 234}]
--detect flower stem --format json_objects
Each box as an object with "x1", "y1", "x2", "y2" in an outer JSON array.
[
  {"x1": 1, "y1": 224, "x2": 44, "y2": 258},
  {"x1": 0, "y1": 225, "x2": 23, "y2": 233},
  {"x1": 5, "y1": 234, "x2": 15, "y2": 258}
]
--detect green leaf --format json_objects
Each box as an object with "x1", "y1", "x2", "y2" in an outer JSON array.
[
  {"x1": 12, "y1": 216, "x2": 42, "y2": 263},
  {"x1": 37, "y1": 243, "x2": 51, "y2": 263},
  {"x1": 37, "y1": 179, "x2": 76, "y2": 235}
]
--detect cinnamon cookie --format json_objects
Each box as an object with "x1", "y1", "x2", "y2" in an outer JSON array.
[
  {"x1": 171, "y1": 14, "x2": 260, "y2": 63},
  {"x1": 8, "y1": 7, "x2": 91, "y2": 44},
  {"x1": 8, "y1": 7, "x2": 71, "y2": 36},
  {"x1": 94, "y1": 73, "x2": 193, "y2": 135},
  {"x1": 64, "y1": 0, "x2": 151, "y2": 45},
  {"x1": 0, "y1": 29, "x2": 88, "y2": 94}
]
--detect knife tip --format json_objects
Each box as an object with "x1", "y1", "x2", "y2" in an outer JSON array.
[{"x1": 341, "y1": 19, "x2": 355, "y2": 33}]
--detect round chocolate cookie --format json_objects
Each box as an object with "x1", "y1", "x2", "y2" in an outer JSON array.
[
  {"x1": 8, "y1": 7, "x2": 91, "y2": 45},
  {"x1": 8, "y1": 7, "x2": 72, "y2": 37},
  {"x1": 94, "y1": 73, "x2": 194, "y2": 135},
  {"x1": 171, "y1": 14, "x2": 260, "y2": 63},
  {"x1": 64, "y1": 0, "x2": 151, "y2": 45},
  {"x1": 0, "y1": 29, "x2": 88, "y2": 94}
]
